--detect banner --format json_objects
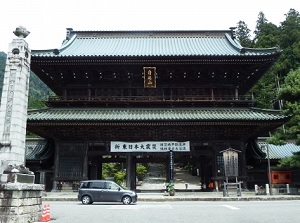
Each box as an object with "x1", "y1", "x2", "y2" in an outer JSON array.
[{"x1": 111, "y1": 141, "x2": 190, "y2": 152}]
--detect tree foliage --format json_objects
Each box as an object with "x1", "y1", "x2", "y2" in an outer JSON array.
[
  {"x1": 254, "y1": 11, "x2": 268, "y2": 38},
  {"x1": 277, "y1": 152, "x2": 300, "y2": 169},
  {"x1": 270, "y1": 68, "x2": 300, "y2": 145},
  {"x1": 114, "y1": 171, "x2": 126, "y2": 186},
  {"x1": 279, "y1": 68, "x2": 300, "y2": 102},
  {"x1": 136, "y1": 165, "x2": 148, "y2": 181},
  {"x1": 235, "y1": 20, "x2": 253, "y2": 47},
  {"x1": 102, "y1": 163, "x2": 118, "y2": 179},
  {"x1": 247, "y1": 9, "x2": 300, "y2": 144}
]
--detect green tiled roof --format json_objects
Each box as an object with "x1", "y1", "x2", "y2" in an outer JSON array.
[
  {"x1": 258, "y1": 141, "x2": 300, "y2": 160},
  {"x1": 27, "y1": 107, "x2": 287, "y2": 122},
  {"x1": 31, "y1": 30, "x2": 280, "y2": 58}
]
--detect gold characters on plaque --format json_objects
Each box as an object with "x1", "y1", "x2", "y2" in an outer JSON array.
[
  {"x1": 143, "y1": 67, "x2": 156, "y2": 88},
  {"x1": 147, "y1": 70, "x2": 153, "y2": 85}
]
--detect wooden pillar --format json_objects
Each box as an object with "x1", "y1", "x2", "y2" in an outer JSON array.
[
  {"x1": 235, "y1": 88, "x2": 239, "y2": 99},
  {"x1": 130, "y1": 158, "x2": 136, "y2": 190},
  {"x1": 201, "y1": 156, "x2": 208, "y2": 189},
  {"x1": 82, "y1": 143, "x2": 89, "y2": 180},
  {"x1": 126, "y1": 153, "x2": 132, "y2": 189},
  {"x1": 211, "y1": 88, "x2": 214, "y2": 100},
  {"x1": 52, "y1": 143, "x2": 59, "y2": 191},
  {"x1": 165, "y1": 156, "x2": 170, "y2": 182},
  {"x1": 212, "y1": 144, "x2": 217, "y2": 179},
  {"x1": 240, "y1": 142, "x2": 248, "y2": 189},
  {"x1": 201, "y1": 155, "x2": 212, "y2": 189},
  {"x1": 89, "y1": 158, "x2": 98, "y2": 180},
  {"x1": 63, "y1": 89, "x2": 67, "y2": 99},
  {"x1": 97, "y1": 158, "x2": 102, "y2": 180}
]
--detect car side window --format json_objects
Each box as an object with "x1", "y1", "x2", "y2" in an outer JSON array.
[
  {"x1": 91, "y1": 181, "x2": 105, "y2": 189},
  {"x1": 106, "y1": 182, "x2": 120, "y2": 190}
]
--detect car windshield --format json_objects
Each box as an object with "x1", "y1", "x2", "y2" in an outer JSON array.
[{"x1": 80, "y1": 181, "x2": 90, "y2": 188}]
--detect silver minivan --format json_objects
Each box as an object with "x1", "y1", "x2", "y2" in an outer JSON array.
[{"x1": 78, "y1": 180, "x2": 137, "y2": 205}]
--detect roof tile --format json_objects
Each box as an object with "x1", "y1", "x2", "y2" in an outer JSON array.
[
  {"x1": 27, "y1": 108, "x2": 287, "y2": 122},
  {"x1": 259, "y1": 142, "x2": 300, "y2": 159},
  {"x1": 32, "y1": 31, "x2": 280, "y2": 58}
]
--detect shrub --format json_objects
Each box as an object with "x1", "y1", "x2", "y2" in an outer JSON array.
[
  {"x1": 114, "y1": 171, "x2": 126, "y2": 185},
  {"x1": 136, "y1": 165, "x2": 148, "y2": 181}
]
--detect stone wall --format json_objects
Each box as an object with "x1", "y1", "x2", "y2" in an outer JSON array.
[{"x1": 0, "y1": 182, "x2": 44, "y2": 223}]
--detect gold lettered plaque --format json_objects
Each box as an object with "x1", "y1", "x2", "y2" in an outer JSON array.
[{"x1": 143, "y1": 67, "x2": 156, "y2": 88}]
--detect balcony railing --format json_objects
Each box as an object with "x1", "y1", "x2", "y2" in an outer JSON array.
[
  {"x1": 46, "y1": 95, "x2": 254, "y2": 106},
  {"x1": 48, "y1": 95, "x2": 252, "y2": 101}
]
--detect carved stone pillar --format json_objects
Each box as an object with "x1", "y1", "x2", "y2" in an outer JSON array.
[
  {"x1": 0, "y1": 26, "x2": 44, "y2": 223},
  {"x1": 0, "y1": 26, "x2": 31, "y2": 173}
]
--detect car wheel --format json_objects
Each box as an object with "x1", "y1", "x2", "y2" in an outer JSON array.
[
  {"x1": 122, "y1": 195, "x2": 132, "y2": 205},
  {"x1": 81, "y1": 195, "x2": 92, "y2": 205}
]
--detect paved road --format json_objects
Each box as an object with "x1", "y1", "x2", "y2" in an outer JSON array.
[{"x1": 47, "y1": 200, "x2": 300, "y2": 223}]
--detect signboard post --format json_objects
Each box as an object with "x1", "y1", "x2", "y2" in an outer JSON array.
[{"x1": 169, "y1": 150, "x2": 174, "y2": 182}]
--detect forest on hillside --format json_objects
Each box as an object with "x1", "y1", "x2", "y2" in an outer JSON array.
[
  {"x1": 235, "y1": 9, "x2": 300, "y2": 145},
  {"x1": 0, "y1": 8, "x2": 299, "y2": 144}
]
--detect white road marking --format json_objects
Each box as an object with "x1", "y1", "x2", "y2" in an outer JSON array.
[
  {"x1": 109, "y1": 206, "x2": 139, "y2": 210},
  {"x1": 109, "y1": 204, "x2": 172, "y2": 210},
  {"x1": 221, "y1": 205, "x2": 240, "y2": 210}
]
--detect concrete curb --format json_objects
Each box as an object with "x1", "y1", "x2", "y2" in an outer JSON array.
[{"x1": 42, "y1": 194, "x2": 300, "y2": 202}]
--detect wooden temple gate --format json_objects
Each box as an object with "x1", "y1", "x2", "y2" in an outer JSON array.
[{"x1": 27, "y1": 29, "x2": 288, "y2": 191}]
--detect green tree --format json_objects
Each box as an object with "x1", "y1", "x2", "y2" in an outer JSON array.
[
  {"x1": 269, "y1": 68, "x2": 300, "y2": 145},
  {"x1": 273, "y1": 8, "x2": 300, "y2": 79},
  {"x1": 102, "y1": 163, "x2": 118, "y2": 179},
  {"x1": 251, "y1": 71, "x2": 278, "y2": 109},
  {"x1": 254, "y1": 11, "x2": 268, "y2": 39},
  {"x1": 136, "y1": 165, "x2": 148, "y2": 181},
  {"x1": 279, "y1": 9, "x2": 300, "y2": 50},
  {"x1": 277, "y1": 152, "x2": 300, "y2": 169},
  {"x1": 248, "y1": 9, "x2": 300, "y2": 146},
  {"x1": 114, "y1": 171, "x2": 126, "y2": 186},
  {"x1": 254, "y1": 22, "x2": 280, "y2": 48},
  {"x1": 251, "y1": 9, "x2": 300, "y2": 109},
  {"x1": 250, "y1": 12, "x2": 281, "y2": 109},
  {"x1": 235, "y1": 20, "x2": 253, "y2": 47}
]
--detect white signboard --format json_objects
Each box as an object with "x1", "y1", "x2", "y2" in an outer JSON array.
[{"x1": 111, "y1": 141, "x2": 190, "y2": 152}]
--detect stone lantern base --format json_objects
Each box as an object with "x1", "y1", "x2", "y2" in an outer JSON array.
[{"x1": 0, "y1": 173, "x2": 44, "y2": 223}]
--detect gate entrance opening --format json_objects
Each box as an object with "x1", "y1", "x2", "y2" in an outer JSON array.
[{"x1": 87, "y1": 151, "x2": 214, "y2": 191}]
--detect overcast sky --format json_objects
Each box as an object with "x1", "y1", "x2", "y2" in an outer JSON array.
[{"x1": 0, "y1": 0, "x2": 299, "y2": 52}]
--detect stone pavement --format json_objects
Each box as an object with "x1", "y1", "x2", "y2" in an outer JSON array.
[{"x1": 136, "y1": 163, "x2": 202, "y2": 191}]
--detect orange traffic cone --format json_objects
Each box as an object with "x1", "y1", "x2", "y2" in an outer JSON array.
[
  {"x1": 46, "y1": 204, "x2": 51, "y2": 221},
  {"x1": 40, "y1": 204, "x2": 48, "y2": 222}
]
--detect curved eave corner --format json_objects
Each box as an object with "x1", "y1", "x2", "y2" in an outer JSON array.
[
  {"x1": 224, "y1": 33, "x2": 281, "y2": 56},
  {"x1": 31, "y1": 34, "x2": 77, "y2": 57},
  {"x1": 250, "y1": 107, "x2": 291, "y2": 122}
]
